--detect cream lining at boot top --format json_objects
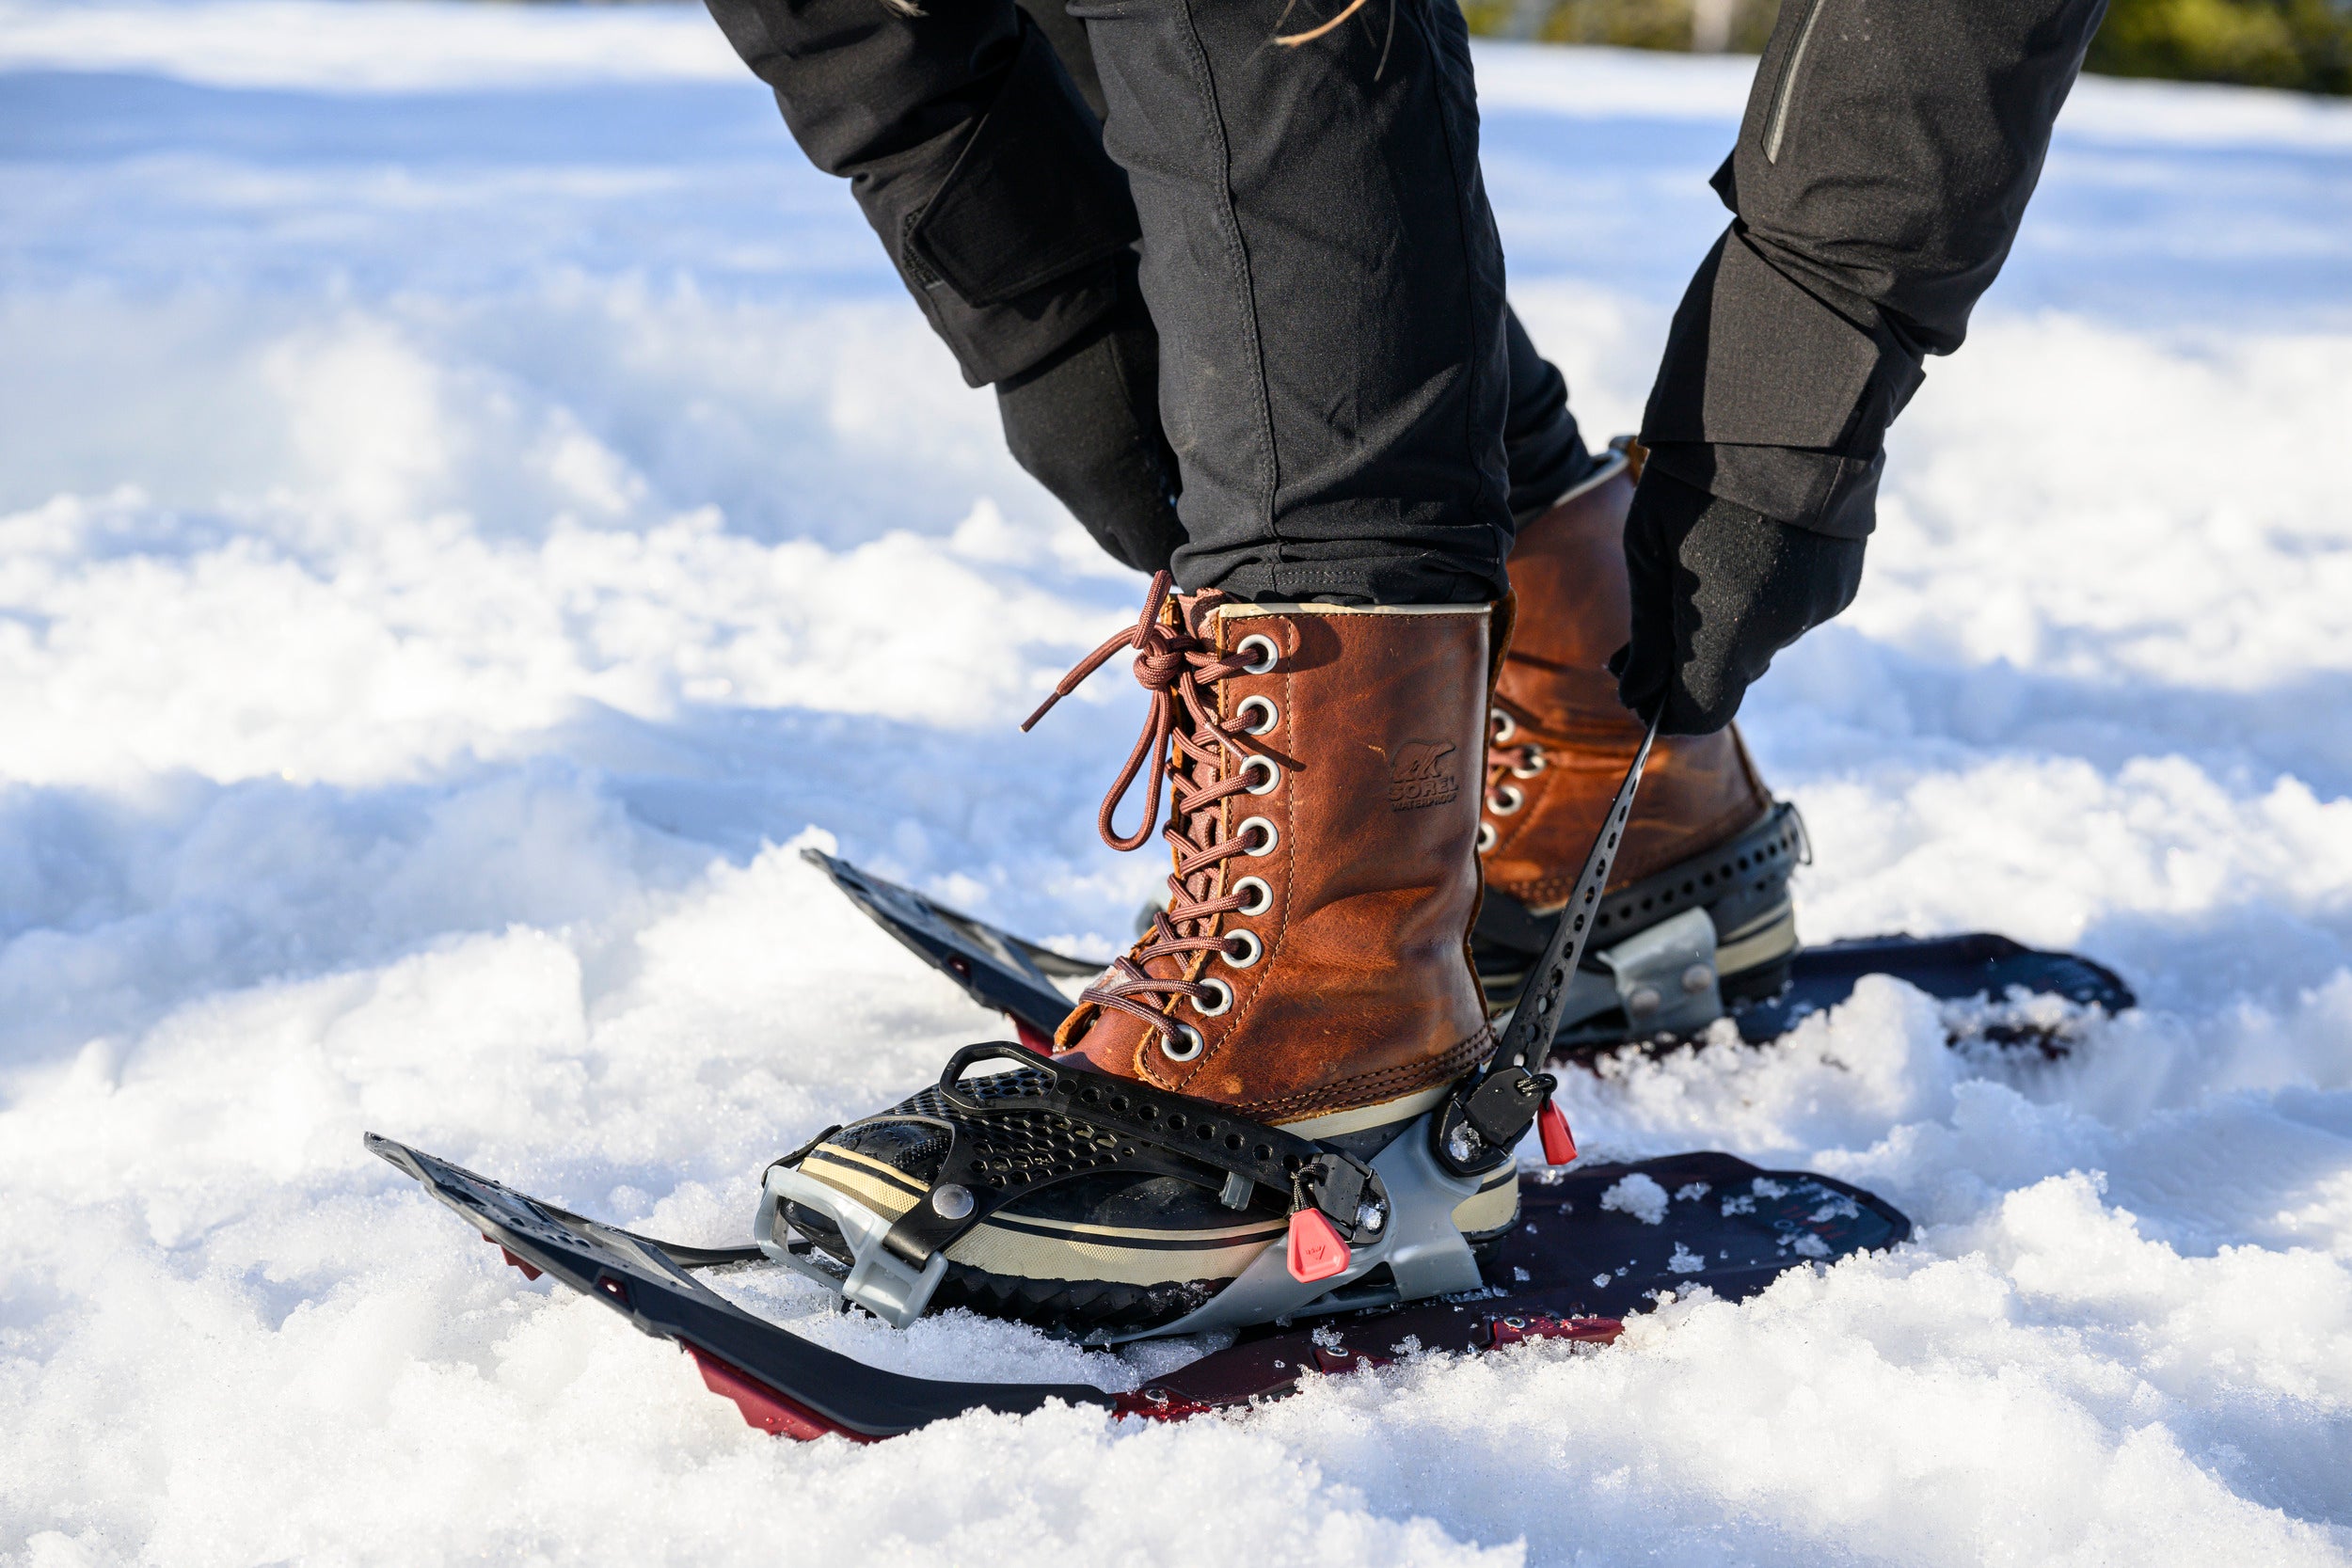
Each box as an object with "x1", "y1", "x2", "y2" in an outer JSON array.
[{"x1": 1220, "y1": 602, "x2": 1488, "y2": 619}]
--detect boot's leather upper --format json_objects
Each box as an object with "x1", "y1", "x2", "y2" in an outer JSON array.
[
  {"x1": 1481, "y1": 451, "x2": 1772, "y2": 913},
  {"x1": 1052, "y1": 589, "x2": 1495, "y2": 1126}
]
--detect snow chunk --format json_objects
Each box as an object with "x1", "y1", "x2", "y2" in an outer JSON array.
[
  {"x1": 1600, "y1": 1174, "x2": 1669, "y2": 1224},
  {"x1": 1667, "y1": 1242, "x2": 1708, "y2": 1274}
]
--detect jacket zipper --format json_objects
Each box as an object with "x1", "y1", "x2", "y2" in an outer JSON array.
[{"x1": 1762, "y1": 0, "x2": 1824, "y2": 165}]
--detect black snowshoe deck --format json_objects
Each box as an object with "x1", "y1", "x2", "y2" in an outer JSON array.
[
  {"x1": 803, "y1": 848, "x2": 2135, "y2": 1059},
  {"x1": 370, "y1": 1133, "x2": 1909, "y2": 1441}
]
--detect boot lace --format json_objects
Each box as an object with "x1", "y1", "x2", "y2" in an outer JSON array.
[{"x1": 1022, "y1": 572, "x2": 1273, "y2": 1051}]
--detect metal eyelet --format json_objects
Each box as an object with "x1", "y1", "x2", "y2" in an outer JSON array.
[
  {"x1": 1490, "y1": 710, "x2": 1518, "y2": 745},
  {"x1": 1240, "y1": 755, "x2": 1280, "y2": 796},
  {"x1": 1161, "y1": 1022, "x2": 1205, "y2": 1062},
  {"x1": 1220, "y1": 927, "x2": 1263, "y2": 968},
  {"x1": 1232, "y1": 876, "x2": 1273, "y2": 916},
  {"x1": 1510, "y1": 746, "x2": 1548, "y2": 779},
  {"x1": 1234, "y1": 633, "x2": 1279, "y2": 675},
  {"x1": 1192, "y1": 977, "x2": 1234, "y2": 1017},
  {"x1": 1487, "y1": 784, "x2": 1524, "y2": 816},
  {"x1": 1236, "y1": 816, "x2": 1279, "y2": 856},
  {"x1": 1236, "y1": 695, "x2": 1279, "y2": 736},
  {"x1": 1476, "y1": 822, "x2": 1498, "y2": 853}
]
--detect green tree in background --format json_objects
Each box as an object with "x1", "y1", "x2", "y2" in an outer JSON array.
[
  {"x1": 2090, "y1": 0, "x2": 2349, "y2": 92},
  {"x1": 1456, "y1": 0, "x2": 2352, "y2": 94}
]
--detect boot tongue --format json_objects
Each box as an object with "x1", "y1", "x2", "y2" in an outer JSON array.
[{"x1": 1176, "y1": 589, "x2": 1232, "y2": 638}]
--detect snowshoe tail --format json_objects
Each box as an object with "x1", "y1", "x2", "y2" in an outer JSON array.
[{"x1": 801, "y1": 847, "x2": 1079, "y2": 1050}]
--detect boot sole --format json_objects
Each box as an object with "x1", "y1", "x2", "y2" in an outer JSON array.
[{"x1": 787, "y1": 1091, "x2": 1520, "y2": 1338}]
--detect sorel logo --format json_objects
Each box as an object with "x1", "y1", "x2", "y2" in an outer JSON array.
[{"x1": 1389, "y1": 740, "x2": 1459, "y2": 810}]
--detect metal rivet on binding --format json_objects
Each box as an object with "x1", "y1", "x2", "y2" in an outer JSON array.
[{"x1": 930, "y1": 1183, "x2": 975, "y2": 1220}]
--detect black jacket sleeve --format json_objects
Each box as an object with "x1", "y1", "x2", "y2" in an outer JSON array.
[
  {"x1": 1639, "y1": 0, "x2": 2109, "y2": 536},
  {"x1": 703, "y1": 0, "x2": 1142, "y2": 386}
]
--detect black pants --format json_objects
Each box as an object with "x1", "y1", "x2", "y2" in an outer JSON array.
[
  {"x1": 1011, "y1": 0, "x2": 1592, "y2": 542},
  {"x1": 704, "y1": 0, "x2": 2103, "y2": 596},
  {"x1": 706, "y1": 0, "x2": 1553, "y2": 603}
]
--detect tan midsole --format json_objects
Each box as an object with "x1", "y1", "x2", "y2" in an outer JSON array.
[
  {"x1": 946, "y1": 1163, "x2": 1517, "y2": 1286},
  {"x1": 1715, "y1": 903, "x2": 1798, "y2": 975},
  {"x1": 944, "y1": 1222, "x2": 1282, "y2": 1286},
  {"x1": 801, "y1": 1147, "x2": 921, "y2": 1218},
  {"x1": 1278, "y1": 1081, "x2": 1454, "y2": 1136}
]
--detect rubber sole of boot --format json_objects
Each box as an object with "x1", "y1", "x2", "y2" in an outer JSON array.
[{"x1": 787, "y1": 1093, "x2": 1521, "y2": 1338}]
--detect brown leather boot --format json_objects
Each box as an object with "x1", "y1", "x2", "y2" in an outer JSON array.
[
  {"x1": 778, "y1": 578, "x2": 1517, "y2": 1335},
  {"x1": 1475, "y1": 443, "x2": 1809, "y2": 1044}
]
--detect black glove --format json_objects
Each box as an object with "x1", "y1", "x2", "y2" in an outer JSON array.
[
  {"x1": 994, "y1": 268, "x2": 1185, "y2": 577},
  {"x1": 1611, "y1": 467, "x2": 1865, "y2": 736}
]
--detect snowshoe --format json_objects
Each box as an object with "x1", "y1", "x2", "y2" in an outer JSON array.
[{"x1": 367, "y1": 1132, "x2": 1909, "y2": 1440}]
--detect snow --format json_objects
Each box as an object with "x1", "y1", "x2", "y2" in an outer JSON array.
[
  {"x1": 3, "y1": 4, "x2": 2351, "y2": 1563},
  {"x1": 1599, "y1": 1173, "x2": 1670, "y2": 1225}
]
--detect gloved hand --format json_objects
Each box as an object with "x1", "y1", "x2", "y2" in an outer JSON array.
[
  {"x1": 1611, "y1": 467, "x2": 1865, "y2": 735},
  {"x1": 995, "y1": 273, "x2": 1185, "y2": 577}
]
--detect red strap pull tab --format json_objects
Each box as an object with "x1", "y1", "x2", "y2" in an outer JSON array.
[
  {"x1": 1285, "y1": 1208, "x2": 1352, "y2": 1283},
  {"x1": 1537, "y1": 1097, "x2": 1577, "y2": 1165}
]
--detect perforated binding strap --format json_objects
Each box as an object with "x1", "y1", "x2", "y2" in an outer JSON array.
[
  {"x1": 787, "y1": 1043, "x2": 1389, "y2": 1272},
  {"x1": 1437, "y1": 716, "x2": 1661, "y2": 1178}
]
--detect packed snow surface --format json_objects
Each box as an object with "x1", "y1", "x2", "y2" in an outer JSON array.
[{"x1": 5, "y1": 4, "x2": 2352, "y2": 1563}]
